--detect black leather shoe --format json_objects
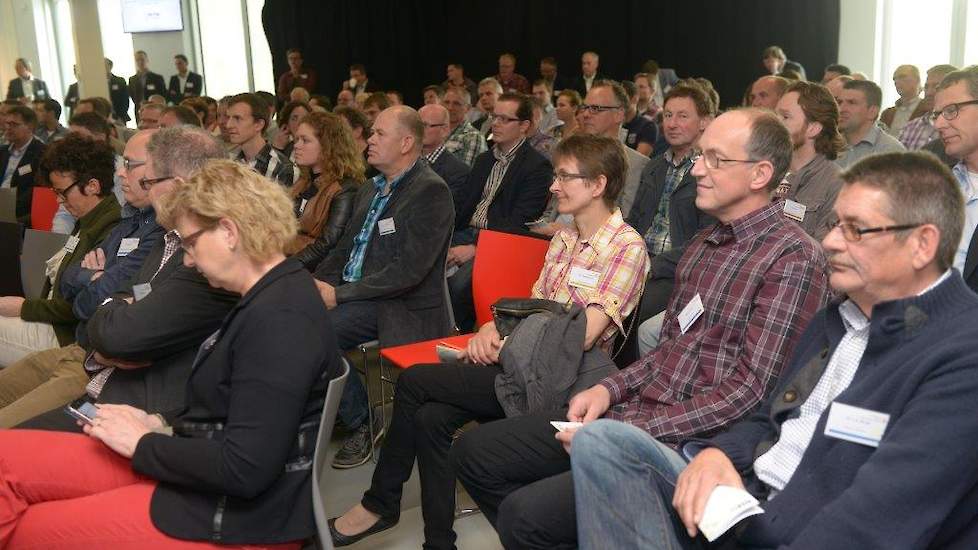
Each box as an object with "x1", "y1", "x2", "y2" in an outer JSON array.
[{"x1": 328, "y1": 515, "x2": 398, "y2": 547}]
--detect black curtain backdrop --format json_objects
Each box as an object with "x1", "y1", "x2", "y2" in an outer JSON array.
[{"x1": 262, "y1": 0, "x2": 839, "y2": 109}]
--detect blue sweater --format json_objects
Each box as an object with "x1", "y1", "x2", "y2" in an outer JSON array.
[{"x1": 702, "y1": 272, "x2": 978, "y2": 549}]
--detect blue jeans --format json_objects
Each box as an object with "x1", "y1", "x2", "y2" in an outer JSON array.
[
  {"x1": 330, "y1": 300, "x2": 379, "y2": 429},
  {"x1": 571, "y1": 419, "x2": 699, "y2": 550}
]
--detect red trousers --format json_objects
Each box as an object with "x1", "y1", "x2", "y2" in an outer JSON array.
[{"x1": 0, "y1": 430, "x2": 303, "y2": 550}]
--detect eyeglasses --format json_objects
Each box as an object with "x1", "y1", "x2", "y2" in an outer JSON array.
[
  {"x1": 423, "y1": 123, "x2": 447, "y2": 129},
  {"x1": 578, "y1": 104, "x2": 623, "y2": 115},
  {"x1": 179, "y1": 227, "x2": 210, "y2": 252},
  {"x1": 123, "y1": 158, "x2": 146, "y2": 171},
  {"x1": 694, "y1": 151, "x2": 760, "y2": 170},
  {"x1": 51, "y1": 180, "x2": 80, "y2": 200},
  {"x1": 929, "y1": 99, "x2": 978, "y2": 123},
  {"x1": 831, "y1": 221, "x2": 921, "y2": 242},
  {"x1": 138, "y1": 175, "x2": 173, "y2": 191},
  {"x1": 552, "y1": 171, "x2": 591, "y2": 184},
  {"x1": 490, "y1": 114, "x2": 523, "y2": 124}
]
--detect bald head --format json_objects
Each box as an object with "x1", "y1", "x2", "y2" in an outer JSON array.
[
  {"x1": 750, "y1": 76, "x2": 788, "y2": 110},
  {"x1": 119, "y1": 129, "x2": 158, "y2": 208},
  {"x1": 367, "y1": 106, "x2": 424, "y2": 177},
  {"x1": 419, "y1": 104, "x2": 451, "y2": 153}
]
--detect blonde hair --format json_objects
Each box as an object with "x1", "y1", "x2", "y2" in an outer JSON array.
[{"x1": 156, "y1": 159, "x2": 297, "y2": 261}]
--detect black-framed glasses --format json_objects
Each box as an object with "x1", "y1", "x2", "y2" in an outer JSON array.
[
  {"x1": 552, "y1": 171, "x2": 591, "y2": 184},
  {"x1": 831, "y1": 221, "x2": 921, "y2": 242},
  {"x1": 423, "y1": 122, "x2": 448, "y2": 129},
  {"x1": 695, "y1": 151, "x2": 760, "y2": 170},
  {"x1": 578, "y1": 104, "x2": 623, "y2": 115},
  {"x1": 490, "y1": 114, "x2": 523, "y2": 124},
  {"x1": 178, "y1": 227, "x2": 210, "y2": 252},
  {"x1": 138, "y1": 175, "x2": 173, "y2": 191},
  {"x1": 123, "y1": 158, "x2": 146, "y2": 171},
  {"x1": 929, "y1": 100, "x2": 978, "y2": 123},
  {"x1": 51, "y1": 180, "x2": 80, "y2": 200}
]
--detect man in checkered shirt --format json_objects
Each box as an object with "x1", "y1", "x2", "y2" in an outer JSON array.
[{"x1": 226, "y1": 93, "x2": 296, "y2": 187}]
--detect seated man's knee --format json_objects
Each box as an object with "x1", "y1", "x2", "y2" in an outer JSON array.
[{"x1": 497, "y1": 489, "x2": 551, "y2": 549}]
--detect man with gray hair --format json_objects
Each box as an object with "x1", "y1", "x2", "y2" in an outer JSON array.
[
  {"x1": 313, "y1": 106, "x2": 455, "y2": 468},
  {"x1": 882, "y1": 64, "x2": 928, "y2": 136},
  {"x1": 15, "y1": 126, "x2": 239, "y2": 432},
  {"x1": 473, "y1": 77, "x2": 504, "y2": 137},
  {"x1": 899, "y1": 64, "x2": 958, "y2": 150},
  {"x1": 442, "y1": 85, "x2": 487, "y2": 166}
]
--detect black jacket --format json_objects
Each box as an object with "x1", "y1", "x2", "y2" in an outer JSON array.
[
  {"x1": 293, "y1": 178, "x2": 360, "y2": 271},
  {"x1": 429, "y1": 151, "x2": 471, "y2": 211},
  {"x1": 108, "y1": 74, "x2": 132, "y2": 121},
  {"x1": 626, "y1": 154, "x2": 715, "y2": 281},
  {"x1": 64, "y1": 82, "x2": 79, "y2": 116},
  {"x1": 167, "y1": 72, "x2": 204, "y2": 104},
  {"x1": 128, "y1": 71, "x2": 167, "y2": 107},
  {"x1": 314, "y1": 160, "x2": 455, "y2": 347},
  {"x1": 132, "y1": 259, "x2": 343, "y2": 544},
  {"x1": 455, "y1": 141, "x2": 552, "y2": 236},
  {"x1": 0, "y1": 137, "x2": 45, "y2": 224},
  {"x1": 571, "y1": 73, "x2": 607, "y2": 98},
  {"x1": 5, "y1": 77, "x2": 49, "y2": 101}
]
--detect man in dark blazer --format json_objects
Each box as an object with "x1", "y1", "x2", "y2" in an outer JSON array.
[
  {"x1": 105, "y1": 58, "x2": 131, "y2": 122},
  {"x1": 0, "y1": 105, "x2": 45, "y2": 225},
  {"x1": 419, "y1": 103, "x2": 471, "y2": 206},
  {"x1": 5, "y1": 58, "x2": 49, "y2": 102},
  {"x1": 449, "y1": 93, "x2": 552, "y2": 332},
  {"x1": 313, "y1": 105, "x2": 454, "y2": 468},
  {"x1": 167, "y1": 54, "x2": 204, "y2": 104},
  {"x1": 15, "y1": 125, "x2": 236, "y2": 432},
  {"x1": 128, "y1": 50, "x2": 167, "y2": 108},
  {"x1": 572, "y1": 51, "x2": 606, "y2": 98}
]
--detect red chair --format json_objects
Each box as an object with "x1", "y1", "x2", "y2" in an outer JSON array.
[
  {"x1": 380, "y1": 229, "x2": 551, "y2": 368},
  {"x1": 30, "y1": 187, "x2": 58, "y2": 231}
]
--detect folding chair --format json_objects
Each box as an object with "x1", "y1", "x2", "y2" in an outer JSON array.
[
  {"x1": 0, "y1": 188, "x2": 16, "y2": 223},
  {"x1": 30, "y1": 187, "x2": 58, "y2": 231},
  {"x1": 311, "y1": 358, "x2": 350, "y2": 550},
  {"x1": 20, "y1": 229, "x2": 68, "y2": 298}
]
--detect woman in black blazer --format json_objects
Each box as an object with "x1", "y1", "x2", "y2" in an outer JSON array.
[{"x1": 0, "y1": 160, "x2": 342, "y2": 548}]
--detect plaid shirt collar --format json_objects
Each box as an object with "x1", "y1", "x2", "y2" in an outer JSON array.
[
  {"x1": 559, "y1": 208, "x2": 626, "y2": 251},
  {"x1": 425, "y1": 143, "x2": 446, "y2": 164},
  {"x1": 706, "y1": 201, "x2": 783, "y2": 245},
  {"x1": 664, "y1": 146, "x2": 697, "y2": 167}
]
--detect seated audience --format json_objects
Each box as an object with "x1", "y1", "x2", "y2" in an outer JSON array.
[
  {"x1": 642, "y1": 59, "x2": 681, "y2": 102},
  {"x1": 0, "y1": 159, "x2": 342, "y2": 548},
  {"x1": 473, "y1": 78, "x2": 504, "y2": 137},
  {"x1": 441, "y1": 86, "x2": 488, "y2": 168},
  {"x1": 551, "y1": 89, "x2": 582, "y2": 140},
  {"x1": 573, "y1": 51, "x2": 605, "y2": 97},
  {"x1": 774, "y1": 81, "x2": 846, "y2": 240},
  {"x1": 290, "y1": 86, "x2": 311, "y2": 105},
  {"x1": 201, "y1": 96, "x2": 219, "y2": 131},
  {"x1": 0, "y1": 104, "x2": 44, "y2": 224},
  {"x1": 136, "y1": 102, "x2": 165, "y2": 130},
  {"x1": 336, "y1": 88, "x2": 356, "y2": 108},
  {"x1": 422, "y1": 84, "x2": 445, "y2": 105},
  {"x1": 311, "y1": 106, "x2": 454, "y2": 467},
  {"x1": 527, "y1": 99, "x2": 558, "y2": 160},
  {"x1": 0, "y1": 134, "x2": 120, "y2": 366},
  {"x1": 621, "y1": 80, "x2": 658, "y2": 156},
  {"x1": 0, "y1": 130, "x2": 164, "y2": 427},
  {"x1": 15, "y1": 126, "x2": 237, "y2": 432},
  {"x1": 836, "y1": 80, "x2": 906, "y2": 168},
  {"x1": 227, "y1": 93, "x2": 296, "y2": 187},
  {"x1": 362, "y1": 92, "x2": 391, "y2": 126},
  {"x1": 159, "y1": 105, "x2": 201, "y2": 128},
  {"x1": 32, "y1": 98, "x2": 68, "y2": 143},
  {"x1": 762, "y1": 45, "x2": 807, "y2": 81},
  {"x1": 882, "y1": 64, "x2": 928, "y2": 136},
  {"x1": 442, "y1": 63, "x2": 478, "y2": 107},
  {"x1": 287, "y1": 111, "x2": 363, "y2": 264},
  {"x1": 625, "y1": 84, "x2": 715, "y2": 359},
  {"x1": 418, "y1": 103, "x2": 471, "y2": 203},
  {"x1": 65, "y1": 111, "x2": 126, "y2": 210},
  {"x1": 180, "y1": 96, "x2": 209, "y2": 125},
  {"x1": 271, "y1": 100, "x2": 312, "y2": 159},
  {"x1": 385, "y1": 90, "x2": 403, "y2": 106},
  {"x1": 495, "y1": 53, "x2": 531, "y2": 94},
  {"x1": 531, "y1": 79, "x2": 561, "y2": 135},
  {"x1": 329, "y1": 133, "x2": 649, "y2": 549},
  {"x1": 825, "y1": 74, "x2": 853, "y2": 104},
  {"x1": 572, "y1": 152, "x2": 978, "y2": 550},
  {"x1": 344, "y1": 63, "x2": 380, "y2": 95},
  {"x1": 452, "y1": 109, "x2": 830, "y2": 549},
  {"x1": 821, "y1": 63, "x2": 851, "y2": 83},
  {"x1": 309, "y1": 93, "x2": 332, "y2": 111},
  {"x1": 899, "y1": 64, "x2": 958, "y2": 150},
  {"x1": 750, "y1": 75, "x2": 789, "y2": 110},
  {"x1": 277, "y1": 48, "x2": 318, "y2": 103},
  {"x1": 539, "y1": 56, "x2": 572, "y2": 101},
  {"x1": 448, "y1": 93, "x2": 552, "y2": 331},
  {"x1": 634, "y1": 72, "x2": 660, "y2": 121},
  {"x1": 334, "y1": 105, "x2": 377, "y2": 179}
]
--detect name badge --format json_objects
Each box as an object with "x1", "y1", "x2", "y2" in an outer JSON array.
[
  {"x1": 132, "y1": 282, "x2": 152, "y2": 301},
  {"x1": 783, "y1": 199, "x2": 806, "y2": 222},
  {"x1": 299, "y1": 198, "x2": 308, "y2": 214},
  {"x1": 64, "y1": 235, "x2": 80, "y2": 253},
  {"x1": 36, "y1": 89, "x2": 45, "y2": 97},
  {"x1": 824, "y1": 402, "x2": 890, "y2": 448},
  {"x1": 378, "y1": 217, "x2": 396, "y2": 235},
  {"x1": 186, "y1": 81, "x2": 194, "y2": 88},
  {"x1": 300, "y1": 74, "x2": 308, "y2": 79},
  {"x1": 117, "y1": 237, "x2": 140, "y2": 257},
  {"x1": 147, "y1": 84, "x2": 156, "y2": 91},
  {"x1": 112, "y1": 84, "x2": 120, "y2": 90},
  {"x1": 568, "y1": 266, "x2": 601, "y2": 289},
  {"x1": 17, "y1": 165, "x2": 31, "y2": 176},
  {"x1": 677, "y1": 293, "x2": 705, "y2": 334}
]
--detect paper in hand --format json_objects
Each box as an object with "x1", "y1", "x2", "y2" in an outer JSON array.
[{"x1": 550, "y1": 421, "x2": 584, "y2": 432}]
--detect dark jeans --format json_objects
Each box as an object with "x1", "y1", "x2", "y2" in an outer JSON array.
[
  {"x1": 330, "y1": 300, "x2": 379, "y2": 429},
  {"x1": 447, "y1": 258, "x2": 476, "y2": 333},
  {"x1": 362, "y1": 363, "x2": 505, "y2": 550},
  {"x1": 452, "y1": 409, "x2": 576, "y2": 550}
]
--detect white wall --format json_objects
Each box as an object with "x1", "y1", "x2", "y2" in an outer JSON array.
[
  {"x1": 837, "y1": 0, "x2": 883, "y2": 81},
  {"x1": 0, "y1": 0, "x2": 43, "y2": 98},
  {"x1": 130, "y1": 0, "x2": 199, "y2": 83}
]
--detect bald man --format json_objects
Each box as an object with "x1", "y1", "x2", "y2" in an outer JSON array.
[
  {"x1": 419, "y1": 103, "x2": 470, "y2": 206},
  {"x1": 881, "y1": 64, "x2": 928, "y2": 136},
  {"x1": 750, "y1": 75, "x2": 789, "y2": 110}
]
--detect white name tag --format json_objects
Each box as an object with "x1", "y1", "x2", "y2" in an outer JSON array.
[
  {"x1": 783, "y1": 199, "x2": 807, "y2": 222},
  {"x1": 17, "y1": 165, "x2": 31, "y2": 176},
  {"x1": 299, "y1": 198, "x2": 308, "y2": 214},
  {"x1": 147, "y1": 84, "x2": 156, "y2": 91},
  {"x1": 186, "y1": 81, "x2": 194, "y2": 88},
  {"x1": 36, "y1": 89, "x2": 45, "y2": 97},
  {"x1": 300, "y1": 74, "x2": 308, "y2": 79},
  {"x1": 111, "y1": 84, "x2": 119, "y2": 90},
  {"x1": 824, "y1": 402, "x2": 890, "y2": 448},
  {"x1": 132, "y1": 282, "x2": 152, "y2": 301},
  {"x1": 64, "y1": 235, "x2": 80, "y2": 253},
  {"x1": 568, "y1": 266, "x2": 601, "y2": 289},
  {"x1": 677, "y1": 293, "x2": 705, "y2": 334},
  {"x1": 117, "y1": 237, "x2": 140, "y2": 257},
  {"x1": 378, "y1": 217, "x2": 396, "y2": 235}
]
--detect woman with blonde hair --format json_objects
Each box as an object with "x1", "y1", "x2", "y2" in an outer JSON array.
[
  {"x1": 0, "y1": 160, "x2": 343, "y2": 548},
  {"x1": 288, "y1": 111, "x2": 364, "y2": 267}
]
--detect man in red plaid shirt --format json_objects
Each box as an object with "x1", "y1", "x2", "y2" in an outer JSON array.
[{"x1": 453, "y1": 108, "x2": 830, "y2": 550}]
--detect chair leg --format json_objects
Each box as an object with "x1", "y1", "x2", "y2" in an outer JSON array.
[{"x1": 359, "y1": 343, "x2": 377, "y2": 463}]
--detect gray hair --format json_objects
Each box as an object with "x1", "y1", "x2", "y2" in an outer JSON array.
[
  {"x1": 842, "y1": 152, "x2": 964, "y2": 271},
  {"x1": 739, "y1": 108, "x2": 792, "y2": 191},
  {"x1": 478, "y1": 77, "x2": 503, "y2": 94},
  {"x1": 147, "y1": 126, "x2": 226, "y2": 180},
  {"x1": 445, "y1": 85, "x2": 471, "y2": 106}
]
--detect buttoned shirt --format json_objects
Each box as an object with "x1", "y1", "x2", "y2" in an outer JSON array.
[
  {"x1": 835, "y1": 125, "x2": 906, "y2": 169},
  {"x1": 773, "y1": 154, "x2": 843, "y2": 241},
  {"x1": 1, "y1": 137, "x2": 32, "y2": 188},
  {"x1": 445, "y1": 122, "x2": 488, "y2": 167},
  {"x1": 20, "y1": 78, "x2": 34, "y2": 100},
  {"x1": 601, "y1": 201, "x2": 829, "y2": 444},
  {"x1": 886, "y1": 96, "x2": 922, "y2": 136},
  {"x1": 342, "y1": 161, "x2": 416, "y2": 282},
  {"x1": 532, "y1": 209, "x2": 649, "y2": 350},
  {"x1": 234, "y1": 143, "x2": 296, "y2": 187},
  {"x1": 644, "y1": 148, "x2": 696, "y2": 255},
  {"x1": 952, "y1": 162, "x2": 978, "y2": 272},
  {"x1": 469, "y1": 138, "x2": 525, "y2": 229},
  {"x1": 424, "y1": 143, "x2": 446, "y2": 165},
  {"x1": 898, "y1": 114, "x2": 939, "y2": 151},
  {"x1": 496, "y1": 73, "x2": 530, "y2": 94},
  {"x1": 753, "y1": 270, "x2": 950, "y2": 494}
]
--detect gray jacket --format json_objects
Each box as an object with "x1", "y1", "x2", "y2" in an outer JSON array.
[{"x1": 494, "y1": 305, "x2": 618, "y2": 417}]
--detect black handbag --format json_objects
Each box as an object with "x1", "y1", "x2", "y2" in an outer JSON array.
[{"x1": 491, "y1": 298, "x2": 570, "y2": 338}]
